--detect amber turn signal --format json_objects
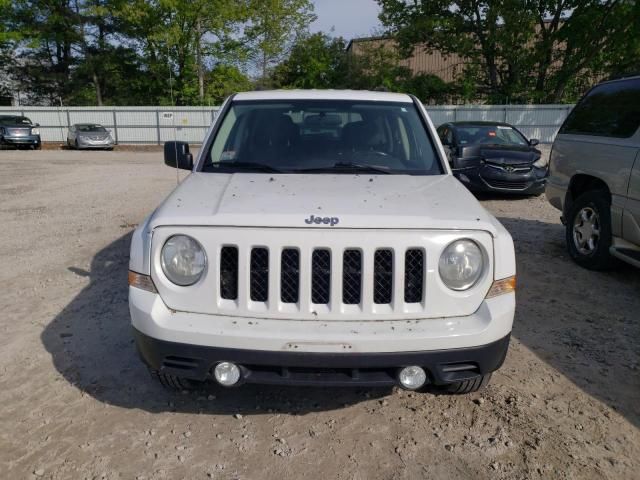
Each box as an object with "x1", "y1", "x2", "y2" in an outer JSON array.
[
  {"x1": 485, "y1": 275, "x2": 516, "y2": 298},
  {"x1": 128, "y1": 270, "x2": 157, "y2": 293}
]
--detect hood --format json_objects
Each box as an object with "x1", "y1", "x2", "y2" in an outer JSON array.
[
  {"x1": 2, "y1": 124, "x2": 33, "y2": 130},
  {"x1": 460, "y1": 144, "x2": 540, "y2": 165},
  {"x1": 149, "y1": 173, "x2": 499, "y2": 235}
]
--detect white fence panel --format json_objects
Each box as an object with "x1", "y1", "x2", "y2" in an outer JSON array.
[{"x1": 0, "y1": 104, "x2": 574, "y2": 144}]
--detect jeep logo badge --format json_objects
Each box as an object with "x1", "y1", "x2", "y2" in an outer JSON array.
[{"x1": 305, "y1": 215, "x2": 339, "y2": 226}]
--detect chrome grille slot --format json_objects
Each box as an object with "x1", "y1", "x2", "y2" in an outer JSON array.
[
  {"x1": 311, "y1": 249, "x2": 331, "y2": 304},
  {"x1": 404, "y1": 249, "x2": 424, "y2": 303},
  {"x1": 250, "y1": 248, "x2": 269, "y2": 302},
  {"x1": 342, "y1": 250, "x2": 362, "y2": 305},
  {"x1": 280, "y1": 248, "x2": 299, "y2": 303},
  {"x1": 219, "y1": 246, "x2": 238, "y2": 300},
  {"x1": 373, "y1": 249, "x2": 393, "y2": 304}
]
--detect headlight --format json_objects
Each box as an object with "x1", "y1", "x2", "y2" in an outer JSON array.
[
  {"x1": 31, "y1": 127, "x2": 40, "y2": 135},
  {"x1": 533, "y1": 157, "x2": 547, "y2": 168},
  {"x1": 438, "y1": 239, "x2": 484, "y2": 290},
  {"x1": 161, "y1": 235, "x2": 206, "y2": 286}
]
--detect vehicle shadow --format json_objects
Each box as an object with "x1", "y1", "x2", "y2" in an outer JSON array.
[
  {"x1": 40, "y1": 232, "x2": 389, "y2": 416},
  {"x1": 498, "y1": 215, "x2": 640, "y2": 428},
  {"x1": 41, "y1": 221, "x2": 639, "y2": 424}
]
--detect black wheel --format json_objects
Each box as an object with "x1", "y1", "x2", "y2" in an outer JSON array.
[
  {"x1": 148, "y1": 368, "x2": 200, "y2": 391},
  {"x1": 565, "y1": 190, "x2": 616, "y2": 270},
  {"x1": 440, "y1": 373, "x2": 492, "y2": 394},
  {"x1": 33, "y1": 144, "x2": 41, "y2": 150}
]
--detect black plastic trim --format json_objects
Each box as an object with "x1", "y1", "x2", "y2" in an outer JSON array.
[{"x1": 134, "y1": 329, "x2": 510, "y2": 387}]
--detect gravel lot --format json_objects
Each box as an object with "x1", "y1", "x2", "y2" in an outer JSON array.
[{"x1": 1, "y1": 148, "x2": 638, "y2": 480}]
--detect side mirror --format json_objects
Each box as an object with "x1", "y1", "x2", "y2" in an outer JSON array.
[
  {"x1": 529, "y1": 138, "x2": 540, "y2": 147},
  {"x1": 164, "y1": 141, "x2": 193, "y2": 170}
]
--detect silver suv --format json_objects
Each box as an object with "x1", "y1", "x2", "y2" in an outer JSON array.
[{"x1": 546, "y1": 76, "x2": 640, "y2": 269}]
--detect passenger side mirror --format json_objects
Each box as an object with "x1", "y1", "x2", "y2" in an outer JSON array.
[
  {"x1": 164, "y1": 141, "x2": 193, "y2": 170},
  {"x1": 529, "y1": 138, "x2": 540, "y2": 147}
]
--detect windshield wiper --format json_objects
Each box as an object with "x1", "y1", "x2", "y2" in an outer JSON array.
[
  {"x1": 296, "y1": 162, "x2": 392, "y2": 174},
  {"x1": 203, "y1": 161, "x2": 283, "y2": 173}
]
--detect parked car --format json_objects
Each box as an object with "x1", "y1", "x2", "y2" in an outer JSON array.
[
  {"x1": 0, "y1": 115, "x2": 41, "y2": 149},
  {"x1": 436, "y1": 121, "x2": 548, "y2": 195},
  {"x1": 67, "y1": 123, "x2": 115, "y2": 150},
  {"x1": 129, "y1": 90, "x2": 516, "y2": 395},
  {"x1": 547, "y1": 75, "x2": 640, "y2": 270}
]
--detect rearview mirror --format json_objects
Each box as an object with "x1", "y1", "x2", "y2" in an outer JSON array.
[
  {"x1": 529, "y1": 138, "x2": 540, "y2": 147},
  {"x1": 164, "y1": 141, "x2": 193, "y2": 170}
]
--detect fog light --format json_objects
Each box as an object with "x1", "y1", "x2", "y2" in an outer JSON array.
[
  {"x1": 398, "y1": 366, "x2": 427, "y2": 390},
  {"x1": 213, "y1": 362, "x2": 241, "y2": 386}
]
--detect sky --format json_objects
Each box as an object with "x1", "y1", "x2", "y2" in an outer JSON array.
[{"x1": 310, "y1": 0, "x2": 382, "y2": 40}]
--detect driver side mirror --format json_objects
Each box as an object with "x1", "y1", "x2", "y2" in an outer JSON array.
[
  {"x1": 529, "y1": 138, "x2": 540, "y2": 147},
  {"x1": 164, "y1": 141, "x2": 193, "y2": 170}
]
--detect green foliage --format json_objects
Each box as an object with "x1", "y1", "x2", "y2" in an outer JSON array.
[
  {"x1": 271, "y1": 34, "x2": 454, "y2": 102},
  {"x1": 271, "y1": 33, "x2": 349, "y2": 89},
  {"x1": 244, "y1": 0, "x2": 316, "y2": 84},
  {"x1": 378, "y1": 0, "x2": 640, "y2": 103},
  {"x1": 205, "y1": 64, "x2": 253, "y2": 103},
  {"x1": 2, "y1": 0, "x2": 314, "y2": 105}
]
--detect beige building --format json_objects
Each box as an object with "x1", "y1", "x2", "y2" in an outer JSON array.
[{"x1": 346, "y1": 36, "x2": 465, "y2": 83}]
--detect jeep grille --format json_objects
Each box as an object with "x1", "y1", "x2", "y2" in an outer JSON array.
[{"x1": 220, "y1": 246, "x2": 425, "y2": 308}]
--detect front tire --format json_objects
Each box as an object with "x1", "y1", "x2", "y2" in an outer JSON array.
[
  {"x1": 439, "y1": 373, "x2": 492, "y2": 394},
  {"x1": 565, "y1": 191, "x2": 615, "y2": 270},
  {"x1": 148, "y1": 368, "x2": 201, "y2": 391}
]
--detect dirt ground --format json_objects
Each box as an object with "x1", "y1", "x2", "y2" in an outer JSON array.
[{"x1": 1, "y1": 148, "x2": 638, "y2": 480}]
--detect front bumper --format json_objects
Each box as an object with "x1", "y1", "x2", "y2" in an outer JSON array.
[
  {"x1": 454, "y1": 164, "x2": 548, "y2": 195},
  {"x1": 130, "y1": 287, "x2": 515, "y2": 386},
  {"x1": 77, "y1": 138, "x2": 114, "y2": 149},
  {"x1": 135, "y1": 328, "x2": 510, "y2": 387},
  {"x1": 1, "y1": 135, "x2": 41, "y2": 146}
]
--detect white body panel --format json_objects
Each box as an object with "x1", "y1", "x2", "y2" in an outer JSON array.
[{"x1": 130, "y1": 287, "x2": 514, "y2": 353}]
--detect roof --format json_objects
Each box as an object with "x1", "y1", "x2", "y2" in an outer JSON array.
[
  {"x1": 233, "y1": 89, "x2": 413, "y2": 103},
  {"x1": 345, "y1": 36, "x2": 390, "y2": 52},
  {"x1": 446, "y1": 121, "x2": 513, "y2": 127}
]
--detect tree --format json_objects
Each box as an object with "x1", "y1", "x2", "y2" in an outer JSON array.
[
  {"x1": 378, "y1": 0, "x2": 640, "y2": 103},
  {"x1": 244, "y1": 0, "x2": 316, "y2": 85},
  {"x1": 205, "y1": 64, "x2": 253, "y2": 103},
  {"x1": 271, "y1": 33, "x2": 349, "y2": 89}
]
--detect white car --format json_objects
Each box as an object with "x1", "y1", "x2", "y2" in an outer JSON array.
[{"x1": 129, "y1": 90, "x2": 516, "y2": 394}]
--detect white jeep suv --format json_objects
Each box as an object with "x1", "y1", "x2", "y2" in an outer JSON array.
[{"x1": 129, "y1": 90, "x2": 516, "y2": 394}]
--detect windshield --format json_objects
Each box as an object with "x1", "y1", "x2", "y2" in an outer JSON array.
[
  {"x1": 77, "y1": 124, "x2": 106, "y2": 132},
  {"x1": 204, "y1": 100, "x2": 443, "y2": 175},
  {"x1": 0, "y1": 116, "x2": 32, "y2": 126},
  {"x1": 455, "y1": 125, "x2": 528, "y2": 146}
]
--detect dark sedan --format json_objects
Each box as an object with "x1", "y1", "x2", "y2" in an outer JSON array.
[
  {"x1": 436, "y1": 121, "x2": 548, "y2": 195},
  {"x1": 0, "y1": 115, "x2": 41, "y2": 149}
]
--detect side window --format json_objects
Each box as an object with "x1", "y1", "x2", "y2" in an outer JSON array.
[{"x1": 560, "y1": 79, "x2": 640, "y2": 138}]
